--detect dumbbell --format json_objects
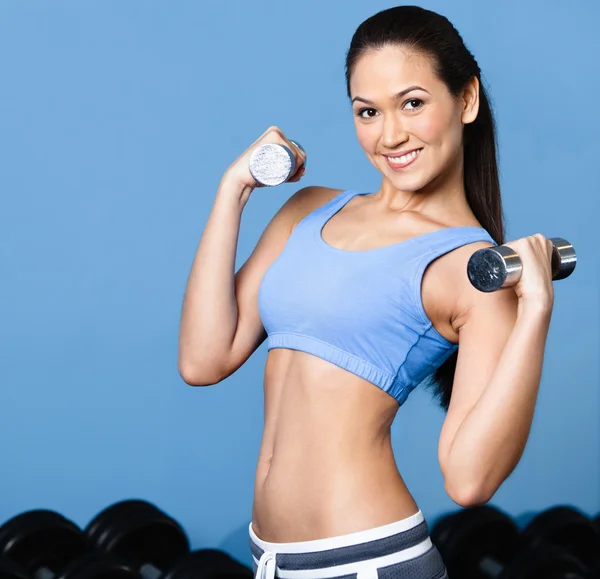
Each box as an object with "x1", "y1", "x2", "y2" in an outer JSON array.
[
  {"x1": 0, "y1": 509, "x2": 138, "y2": 579},
  {"x1": 521, "y1": 506, "x2": 600, "y2": 578},
  {"x1": 431, "y1": 505, "x2": 588, "y2": 578},
  {"x1": 86, "y1": 499, "x2": 252, "y2": 579},
  {"x1": 249, "y1": 140, "x2": 305, "y2": 186},
  {"x1": 467, "y1": 237, "x2": 576, "y2": 292}
]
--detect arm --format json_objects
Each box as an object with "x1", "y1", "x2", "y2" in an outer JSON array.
[
  {"x1": 178, "y1": 180, "x2": 328, "y2": 385},
  {"x1": 438, "y1": 235, "x2": 555, "y2": 506},
  {"x1": 178, "y1": 126, "x2": 309, "y2": 385},
  {"x1": 178, "y1": 176, "x2": 250, "y2": 385}
]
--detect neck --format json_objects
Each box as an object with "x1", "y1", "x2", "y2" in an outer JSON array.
[{"x1": 374, "y1": 161, "x2": 474, "y2": 225}]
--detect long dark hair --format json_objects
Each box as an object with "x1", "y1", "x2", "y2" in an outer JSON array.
[{"x1": 344, "y1": 6, "x2": 506, "y2": 410}]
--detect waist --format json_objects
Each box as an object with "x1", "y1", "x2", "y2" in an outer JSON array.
[
  {"x1": 249, "y1": 510, "x2": 434, "y2": 579},
  {"x1": 252, "y1": 455, "x2": 418, "y2": 543}
]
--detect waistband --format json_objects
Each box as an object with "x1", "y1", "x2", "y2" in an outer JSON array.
[{"x1": 249, "y1": 510, "x2": 432, "y2": 579}]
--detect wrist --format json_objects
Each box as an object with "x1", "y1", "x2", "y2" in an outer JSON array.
[
  {"x1": 217, "y1": 176, "x2": 252, "y2": 208},
  {"x1": 517, "y1": 296, "x2": 553, "y2": 322}
]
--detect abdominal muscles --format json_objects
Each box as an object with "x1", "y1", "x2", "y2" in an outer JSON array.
[{"x1": 251, "y1": 348, "x2": 420, "y2": 542}]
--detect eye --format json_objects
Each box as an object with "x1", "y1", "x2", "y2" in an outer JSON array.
[
  {"x1": 356, "y1": 107, "x2": 378, "y2": 119},
  {"x1": 404, "y1": 98, "x2": 424, "y2": 111},
  {"x1": 356, "y1": 98, "x2": 424, "y2": 119}
]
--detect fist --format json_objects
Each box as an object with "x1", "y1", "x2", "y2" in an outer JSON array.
[
  {"x1": 504, "y1": 233, "x2": 555, "y2": 311},
  {"x1": 223, "y1": 126, "x2": 307, "y2": 191}
]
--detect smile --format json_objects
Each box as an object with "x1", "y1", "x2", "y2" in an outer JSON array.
[{"x1": 384, "y1": 148, "x2": 422, "y2": 170}]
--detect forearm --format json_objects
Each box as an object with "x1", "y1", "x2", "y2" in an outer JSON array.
[
  {"x1": 178, "y1": 178, "x2": 250, "y2": 381},
  {"x1": 444, "y1": 304, "x2": 553, "y2": 502}
]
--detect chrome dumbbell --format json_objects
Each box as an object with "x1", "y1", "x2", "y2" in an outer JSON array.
[
  {"x1": 467, "y1": 237, "x2": 577, "y2": 292},
  {"x1": 249, "y1": 140, "x2": 305, "y2": 186}
]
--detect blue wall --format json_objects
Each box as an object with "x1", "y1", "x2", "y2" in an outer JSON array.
[{"x1": 0, "y1": 0, "x2": 598, "y2": 568}]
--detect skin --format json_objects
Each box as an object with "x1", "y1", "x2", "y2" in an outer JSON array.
[{"x1": 179, "y1": 44, "x2": 556, "y2": 543}]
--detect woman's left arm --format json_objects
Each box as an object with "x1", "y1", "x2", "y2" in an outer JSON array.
[{"x1": 438, "y1": 234, "x2": 555, "y2": 506}]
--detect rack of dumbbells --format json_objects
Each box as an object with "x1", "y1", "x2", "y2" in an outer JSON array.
[
  {"x1": 2, "y1": 499, "x2": 598, "y2": 579},
  {"x1": 0, "y1": 499, "x2": 253, "y2": 579},
  {"x1": 432, "y1": 504, "x2": 600, "y2": 578}
]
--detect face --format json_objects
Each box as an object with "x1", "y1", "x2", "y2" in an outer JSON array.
[{"x1": 349, "y1": 45, "x2": 479, "y2": 193}]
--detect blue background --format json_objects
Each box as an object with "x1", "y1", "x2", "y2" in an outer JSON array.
[{"x1": 0, "y1": 0, "x2": 598, "y2": 568}]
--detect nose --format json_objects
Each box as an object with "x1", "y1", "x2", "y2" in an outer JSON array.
[{"x1": 381, "y1": 114, "x2": 409, "y2": 149}]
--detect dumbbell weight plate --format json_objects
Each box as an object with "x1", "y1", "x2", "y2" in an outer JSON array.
[
  {"x1": 433, "y1": 505, "x2": 591, "y2": 579},
  {"x1": 0, "y1": 510, "x2": 87, "y2": 577},
  {"x1": 55, "y1": 552, "x2": 139, "y2": 579},
  {"x1": 431, "y1": 505, "x2": 523, "y2": 577},
  {"x1": 86, "y1": 500, "x2": 189, "y2": 577},
  {"x1": 86, "y1": 500, "x2": 157, "y2": 550},
  {"x1": 549, "y1": 237, "x2": 576, "y2": 280},
  {"x1": 0, "y1": 556, "x2": 30, "y2": 579},
  {"x1": 502, "y1": 541, "x2": 587, "y2": 579},
  {"x1": 162, "y1": 549, "x2": 253, "y2": 579},
  {"x1": 249, "y1": 140, "x2": 305, "y2": 187},
  {"x1": 522, "y1": 506, "x2": 600, "y2": 571}
]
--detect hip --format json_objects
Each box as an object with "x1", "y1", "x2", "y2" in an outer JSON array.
[
  {"x1": 248, "y1": 510, "x2": 448, "y2": 579},
  {"x1": 251, "y1": 461, "x2": 419, "y2": 542}
]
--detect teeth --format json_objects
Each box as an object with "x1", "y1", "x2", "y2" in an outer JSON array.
[{"x1": 388, "y1": 149, "x2": 420, "y2": 164}]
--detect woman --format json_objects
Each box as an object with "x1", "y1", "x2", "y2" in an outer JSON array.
[{"x1": 178, "y1": 6, "x2": 554, "y2": 579}]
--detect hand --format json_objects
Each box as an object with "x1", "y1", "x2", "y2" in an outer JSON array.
[
  {"x1": 221, "y1": 126, "x2": 307, "y2": 192},
  {"x1": 504, "y1": 234, "x2": 555, "y2": 314}
]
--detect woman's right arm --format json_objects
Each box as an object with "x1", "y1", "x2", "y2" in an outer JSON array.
[{"x1": 178, "y1": 127, "x2": 309, "y2": 386}]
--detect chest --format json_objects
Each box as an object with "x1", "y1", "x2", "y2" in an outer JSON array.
[{"x1": 318, "y1": 204, "x2": 460, "y2": 343}]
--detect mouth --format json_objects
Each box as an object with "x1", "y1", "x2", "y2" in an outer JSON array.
[{"x1": 384, "y1": 148, "x2": 423, "y2": 170}]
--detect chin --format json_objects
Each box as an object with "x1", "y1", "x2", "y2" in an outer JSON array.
[{"x1": 387, "y1": 172, "x2": 428, "y2": 192}]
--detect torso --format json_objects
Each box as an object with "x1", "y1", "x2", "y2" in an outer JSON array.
[{"x1": 251, "y1": 186, "x2": 486, "y2": 542}]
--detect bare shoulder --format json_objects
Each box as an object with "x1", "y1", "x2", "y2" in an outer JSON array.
[
  {"x1": 422, "y1": 240, "x2": 504, "y2": 340},
  {"x1": 438, "y1": 240, "x2": 518, "y2": 332},
  {"x1": 285, "y1": 185, "x2": 344, "y2": 229}
]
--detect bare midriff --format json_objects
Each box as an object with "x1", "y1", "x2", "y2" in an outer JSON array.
[{"x1": 251, "y1": 347, "x2": 420, "y2": 543}]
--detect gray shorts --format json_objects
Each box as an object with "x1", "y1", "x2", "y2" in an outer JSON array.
[{"x1": 248, "y1": 510, "x2": 448, "y2": 579}]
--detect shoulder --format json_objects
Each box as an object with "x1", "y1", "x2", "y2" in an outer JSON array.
[
  {"x1": 442, "y1": 240, "x2": 518, "y2": 333},
  {"x1": 423, "y1": 238, "x2": 501, "y2": 342},
  {"x1": 249, "y1": 185, "x2": 343, "y2": 257},
  {"x1": 285, "y1": 185, "x2": 345, "y2": 229}
]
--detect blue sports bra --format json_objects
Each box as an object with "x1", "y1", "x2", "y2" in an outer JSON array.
[{"x1": 257, "y1": 189, "x2": 497, "y2": 406}]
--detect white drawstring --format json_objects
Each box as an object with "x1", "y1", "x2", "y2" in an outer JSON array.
[{"x1": 256, "y1": 551, "x2": 276, "y2": 579}]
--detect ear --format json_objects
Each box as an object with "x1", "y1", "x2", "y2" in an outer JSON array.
[{"x1": 461, "y1": 76, "x2": 480, "y2": 125}]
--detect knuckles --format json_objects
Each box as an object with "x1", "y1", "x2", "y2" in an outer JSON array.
[
  {"x1": 506, "y1": 233, "x2": 553, "y2": 263},
  {"x1": 262, "y1": 126, "x2": 306, "y2": 164}
]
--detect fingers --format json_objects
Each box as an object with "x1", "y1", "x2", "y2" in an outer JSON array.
[
  {"x1": 235, "y1": 126, "x2": 307, "y2": 189},
  {"x1": 289, "y1": 140, "x2": 307, "y2": 170},
  {"x1": 288, "y1": 165, "x2": 307, "y2": 182},
  {"x1": 506, "y1": 233, "x2": 550, "y2": 253},
  {"x1": 504, "y1": 234, "x2": 554, "y2": 278}
]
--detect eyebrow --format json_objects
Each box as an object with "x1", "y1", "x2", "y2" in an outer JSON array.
[{"x1": 351, "y1": 85, "x2": 429, "y2": 105}]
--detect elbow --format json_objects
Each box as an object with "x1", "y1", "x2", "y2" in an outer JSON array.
[
  {"x1": 443, "y1": 473, "x2": 495, "y2": 507},
  {"x1": 178, "y1": 359, "x2": 224, "y2": 387}
]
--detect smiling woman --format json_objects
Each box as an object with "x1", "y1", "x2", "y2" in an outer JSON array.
[
  {"x1": 345, "y1": 13, "x2": 505, "y2": 410},
  {"x1": 179, "y1": 5, "x2": 557, "y2": 579}
]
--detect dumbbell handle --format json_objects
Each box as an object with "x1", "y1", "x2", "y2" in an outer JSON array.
[
  {"x1": 479, "y1": 555, "x2": 503, "y2": 578},
  {"x1": 467, "y1": 237, "x2": 576, "y2": 293},
  {"x1": 34, "y1": 568, "x2": 54, "y2": 579},
  {"x1": 139, "y1": 562, "x2": 162, "y2": 579},
  {"x1": 249, "y1": 140, "x2": 305, "y2": 187}
]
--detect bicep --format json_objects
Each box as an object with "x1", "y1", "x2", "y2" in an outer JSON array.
[{"x1": 438, "y1": 278, "x2": 519, "y2": 463}]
